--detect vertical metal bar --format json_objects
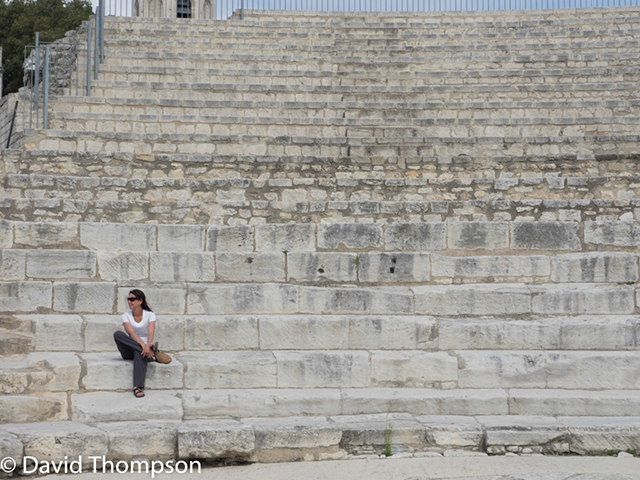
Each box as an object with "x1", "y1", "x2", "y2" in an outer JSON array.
[
  {"x1": 6, "y1": 101, "x2": 19, "y2": 148},
  {"x1": 100, "y1": 0, "x2": 105, "y2": 63},
  {"x1": 87, "y1": 22, "x2": 92, "y2": 96},
  {"x1": 43, "y1": 46, "x2": 50, "y2": 129},
  {"x1": 34, "y1": 33, "x2": 40, "y2": 129},
  {"x1": 241, "y1": 0, "x2": 244, "y2": 18},
  {"x1": 75, "y1": 43, "x2": 79, "y2": 96},
  {"x1": 94, "y1": 16, "x2": 99, "y2": 81}
]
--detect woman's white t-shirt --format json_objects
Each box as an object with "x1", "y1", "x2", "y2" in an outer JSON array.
[{"x1": 121, "y1": 310, "x2": 156, "y2": 344}]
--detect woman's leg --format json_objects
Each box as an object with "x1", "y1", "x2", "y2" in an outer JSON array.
[{"x1": 113, "y1": 331, "x2": 149, "y2": 389}]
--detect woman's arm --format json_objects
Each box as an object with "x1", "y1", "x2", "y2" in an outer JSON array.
[{"x1": 123, "y1": 322, "x2": 146, "y2": 348}]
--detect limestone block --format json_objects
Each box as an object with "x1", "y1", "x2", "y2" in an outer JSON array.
[
  {"x1": 0, "y1": 220, "x2": 13, "y2": 248},
  {"x1": 359, "y1": 253, "x2": 430, "y2": 283},
  {"x1": 255, "y1": 224, "x2": 316, "y2": 252},
  {"x1": 184, "y1": 315, "x2": 258, "y2": 350},
  {"x1": 187, "y1": 283, "x2": 298, "y2": 314},
  {"x1": 98, "y1": 252, "x2": 149, "y2": 281},
  {"x1": 1, "y1": 422, "x2": 107, "y2": 466},
  {"x1": 0, "y1": 393, "x2": 69, "y2": 423},
  {"x1": 546, "y1": 352, "x2": 640, "y2": 389},
  {"x1": 0, "y1": 249, "x2": 25, "y2": 280},
  {"x1": 81, "y1": 223, "x2": 156, "y2": 251},
  {"x1": 26, "y1": 250, "x2": 96, "y2": 279},
  {"x1": 484, "y1": 417, "x2": 566, "y2": 449},
  {"x1": 457, "y1": 351, "x2": 548, "y2": 389},
  {"x1": 81, "y1": 353, "x2": 183, "y2": 390},
  {"x1": 182, "y1": 389, "x2": 342, "y2": 419},
  {"x1": 244, "y1": 417, "x2": 341, "y2": 449},
  {"x1": 0, "y1": 352, "x2": 80, "y2": 394},
  {"x1": 584, "y1": 221, "x2": 640, "y2": 247},
  {"x1": 531, "y1": 284, "x2": 634, "y2": 314},
  {"x1": 287, "y1": 253, "x2": 357, "y2": 283},
  {"x1": 72, "y1": 391, "x2": 183, "y2": 422},
  {"x1": 15, "y1": 222, "x2": 79, "y2": 248},
  {"x1": 0, "y1": 281, "x2": 52, "y2": 312},
  {"x1": 150, "y1": 252, "x2": 215, "y2": 282},
  {"x1": 439, "y1": 319, "x2": 560, "y2": 350},
  {"x1": 116, "y1": 285, "x2": 186, "y2": 314},
  {"x1": 318, "y1": 223, "x2": 383, "y2": 250},
  {"x1": 447, "y1": 222, "x2": 509, "y2": 250},
  {"x1": 207, "y1": 225, "x2": 253, "y2": 252},
  {"x1": 177, "y1": 420, "x2": 255, "y2": 460},
  {"x1": 330, "y1": 413, "x2": 424, "y2": 448},
  {"x1": 0, "y1": 431, "x2": 23, "y2": 471},
  {"x1": 371, "y1": 351, "x2": 458, "y2": 387},
  {"x1": 259, "y1": 315, "x2": 348, "y2": 350},
  {"x1": 551, "y1": 253, "x2": 639, "y2": 283},
  {"x1": 558, "y1": 316, "x2": 640, "y2": 350},
  {"x1": 216, "y1": 253, "x2": 285, "y2": 282},
  {"x1": 561, "y1": 417, "x2": 640, "y2": 455},
  {"x1": 275, "y1": 351, "x2": 370, "y2": 388},
  {"x1": 182, "y1": 351, "x2": 277, "y2": 389},
  {"x1": 385, "y1": 223, "x2": 446, "y2": 251},
  {"x1": 97, "y1": 421, "x2": 178, "y2": 461},
  {"x1": 84, "y1": 315, "x2": 125, "y2": 352},
  {"x1": 349, "y1": 316, "x2": 437, "y2": 350},
  {"x1": 158, "y1": 224, "x2": 205, "y2": 252},
  {"x1": 54, "y1": 282, "x2": 116, "y2": 313},
  {"x1": 511, "y1": 222, "x2": 580, "y2": 250},
  {"x1": 416, "y1": 416, "x2": 483, "y2": 449},
  {"x1": 32, "y1": 314, "x2": 83, "y2": 351},
  {"x1": 431, "y1": 255, "x2": 550, "y2": 280},
  {"x1": 413, "y1": 284, "x2": 530, "y2": 316},
  {"x1": 299, "y1": 286, "x2": 413, "y2": 314},
  {"x1": 341, "y1": 389, "x2": 509, "y2": 416},
  {"x1": 509, "y1": 389, "x2": 640, "y2": 416}
]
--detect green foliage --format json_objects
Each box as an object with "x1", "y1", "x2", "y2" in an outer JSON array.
[
  {"x1": 382, "y1": 414, "x2": 393, "y2": 457},
  {"x1": 0, "y1": 0, "x2": 92, "y2": 94}
]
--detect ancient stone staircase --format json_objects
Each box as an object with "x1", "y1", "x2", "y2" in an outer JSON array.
[{"x1": 2, "y1": 7, "x2": 640, "y2": 468}]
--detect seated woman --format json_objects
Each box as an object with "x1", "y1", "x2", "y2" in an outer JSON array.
[{"x1": 113, "y1": 289, "x2": 169, "y2": 398}]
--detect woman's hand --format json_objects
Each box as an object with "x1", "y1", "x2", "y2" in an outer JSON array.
[{"x1": 141, "y1": 344, "x2": 154, "y2": 359}]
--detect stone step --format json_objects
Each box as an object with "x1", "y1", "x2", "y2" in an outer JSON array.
[
  {"x1": 21, "y1": 313, "x2": 640, "y2": 355},
  {"x1": 4, "y1": 414, "x2": 640, "y2": 464},
  {"x1": 0, "y1": 316, "x2": 34, "y2": 356},
  {"x1": 0, "y1": 280, "x2": 635, "y2": 315}
]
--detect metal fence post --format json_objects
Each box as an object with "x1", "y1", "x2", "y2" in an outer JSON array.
[
  {"x1": 241, "y1": 0, "x2": 244, "y2": 19},
  {"x1": 86, "y1": 22, "x2": 92, "y2": 96},
  {"x1": 43, "y1": 46, "x2": 50, "y2": 129},
  {"x1": 100, "y1": 0, "x2": 105, "y2": 64},
  {"x1": 94, "y1": 15, "x2": 99, "y2": 80},
  {"x1": 34, "y1": 33, "x2": 40, "y2": 129}
]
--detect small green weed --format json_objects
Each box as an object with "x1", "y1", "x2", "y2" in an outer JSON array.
[{"x1": 382, "y1": 414, "x2": 394, "y2": 457}]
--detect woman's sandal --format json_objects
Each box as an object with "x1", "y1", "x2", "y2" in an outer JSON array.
[{"x1": 133, "y1": 386, "x2": 145, "y2": 398}]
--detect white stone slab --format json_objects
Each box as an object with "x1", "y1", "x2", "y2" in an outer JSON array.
[
  {"x1": 150, "y1": 252, "x2": 215, "y2": 282},
  {"x1": 431, "y1": 254, "x2": 550, "y2": 280},
  {"x1": 32, "y1": 314, "x2": 84, "y2": 351},
  {"x1": 0, "y1": 220, "x2": 13, "y2": 248},
  {"x1": 259, "y1": 315, "x2": 349, "y2": 350},
  {"x1": 242, "y1": 416, "x2": 341, "y2": 449},
  {"x1": 0, "y1": 249, "x2": 25, "y2": 280},
  {"x1": 181, "y1": 351, "x2": 277, "y2": 389},
  {"x1": 287, "y1": 253, "x2": 357, "y2": 283},
  {"x1": 81, "y1": 353, "x2": 183, "y2": 390},
  {"x1": 275, "y1": 351, "x2": 370, "y2": 388},
  {"x1": 98, "y1": 252, "x2": 149, "y2": 281},
  {"x1": 509, "y1": 389, "x2": 640, "y2": 416},
  {"x1": 81, "y1": 223, "x2": 156, "y2": 251},
  {"x1": 207, "y1": 225, "x2": 253, "y2": 252},
  {"x1": 178, "y1": 419, "x2": 254, "y2": 459},
  {"x1": 551, "y1": 253, "x2": 639, "y2": 283},
  {"x1": 299, "y1": 286, "x2": 413, "y2": 314},
  {"x1": 531, "y1": 284, "x2": 635, "y2": 314},
  {"x1": 0, "y1": 352, "x2": 80, "y2": 394},
  {"x1": 318, "y1": 223, "x2": 383, "y2": 250},
  {"x1": 371, "y1": 351, "x2": 458, "y2": 387},
  {"x1": 158, "y1": 224, "x2": 205, "y2": 252},
  {"x1": 72, "y1": 391, "x2": 183, "y2": 422},
  {"x1": 26, "y1": 250, "x2": 96, "y2": 279},
  {"x1": 0, "y1": 281, "x2": 52, "y2": 312},
  {"x1": 255, "y1": 224, "x2": 316, "y2": 252},
  {"x1": 97, "y1": 421, "x2": 178, "y2": 461},
  {"x1": 359, "y1": 253, "x2": 431, "y2": 283},
  {"x1": 0, "y1": 393, "x2": 69, "y2": 423},
  {"x1": 183, "y1": 315, "x2": 258, "y2": 350},
  {"x1": 216, "y1": 253, "x2": 285, "y2": 282},
  {"x1": 349, "y1": 316, "x2": 437, "y2": 350},
  {"x1": 457, "y1": 351, "x2": 548, "y2": 389},
  {"x1": 447, "y1": 222, "x2": 509, "y2": 250},
  {"x1": 15, "y1": 222, "x2": 79, "y2": 248},
  {"x1": 54, "y1": 282, "x2": 116, "y2": 313},
  {"x1": 187, "y1": 283, "x2": 298, "y2": 314}
]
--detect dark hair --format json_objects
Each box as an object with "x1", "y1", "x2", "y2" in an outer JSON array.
[{"x1": 129, "y1": 289, "x2": 152, "y2": 312}]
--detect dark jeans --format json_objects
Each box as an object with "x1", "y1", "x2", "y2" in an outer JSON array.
[{"x1": 113, "y1": 331, "x2": 154, "y2": 388}]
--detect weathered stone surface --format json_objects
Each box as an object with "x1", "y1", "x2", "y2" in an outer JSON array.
[
  {"x1": 417, "y1": 416, "x2": 483, "y2": 449},
  {"x1": 318, "y1": 223, "x2": 383, "y2": 250},
  {"x1": 255, "y1": 224, "x2": 315, "y2": 252},
  {"x1": 15, "y1": 222, "x2": 79, "y2": 248},
  {"x1": 457, "y1": 351, "x2": 548, "y2": 389},
  {"x1": 98, "y1": 252, "x2": 149, "y2": 281},
  {"x1": 413, "y1": 284, "x2": 530, "y2": 316},
  {"x1": 275, "y1": 351, "x2": 370, "y2": 388},
  {"x1": 330, "y1": 413, "x2": 424, "y2": 448},
  {"x1": 84, "y1": 315, "x2": 125, "y2": 352},
  {"x1": 81, "y1": 353, "x2": 183, "y2": 390},
  {"x1": 32, "y1": 315, "x2": 84, "y2": 351},
  {"x1": 216, "y1": 253, "x2": 285, "y2": 282},
  {"x1": 72, "y1": 391, "x2": 183, "y2": 422},
  {"x1": 26, "y1": 250, "x2": 96, "y2": 280},
  {"x1": 80, "y1": 223, "x2": 156, "y2": 251},
  {"x1": 182, "y1": 351, "x2": 277, "y2": 389},
  {"x1": 482, "y1": 416, "x2": 565, "y2": 449},
  {"x1": 1, "y1": 422, "x2": 107, "y2": 466},
  {"x1": 349, "y1": 316, "x2": 437, "y2": 350},
  {"x1": 287, "y1": 253, "x2": 357, "y2": 283},
  {"x1": 584, "y1": 221, "x2": 640, "y2": 247},
  {"x1": 511, "y1": 222, "x2": 580, "y2": 250},
  {"x1": 546, "y1": 352, "x2": 640, "y2": 389},
  {"x1": 150, "y1": 252, "x2": 215, "y2": 282},
  {"x1": 243, "y1": 416, "x2": 341, "y2": 449},
  {"x1": 116, "y1": 285, "x2": 186, "y2": 314},
  {"x1": 0, "y1": 220, "x2": 13, "y2": 248},
  {"x1": 531, "y1": 284, "x2": 634, "y2": 314},
  {"x1": 158, "y1": 224, "x2": 205, "y2": 252},
  {"x1": 97, "y1": 421, "x2": 178, "y2": 461},
  {"x1": 0, "y1": 393, "x2": 69, "y2": 423},
  {"x1": 359, "y1": 253, "x2": 430, "y2": 283},
  {"x1": 560, "y1": 417, "x2": 640, "y2": 455},
  {"x1": 371, "y1": 351, "x2": 458, "y2": 387},
  {"x1": 431, "y1": 255, "x2": 550, "y2": 280},
  {"x1": 0, "y1": 281, "x2": 52, "y2": 312},
  {"x1": 177, "y1": 419, "x2": 254, "y2": 459},
  {"x1": 188, "y1": 283, "x2": 297, "y2": 314},
  {"x1": 0, "y1": 352, "x2": 80, "y2": 394},
  {"x1": 183, "y1": 315, "x2": 257, "y2": 350},
  {"x1": 0, "y1": 430, "x2": 23, "y2": 471},
  {"x1": 207, "y1": 226, "x2": 253, "y2": 252},
  {"x1": 259, "y1": 315, "x2": 349, "y2": 350},
  {"x1": 551, "y1": 253, "x2": 639, "y2": 283},
  {"x1": 0, "y1": 249, "x2": 25, "y2": 280},
  {"x1": 299, "y1": 286, "x2": 413, "y2": 314},
  {"x1": 509, "y1": 389, "x2": 640, "y2": 416},
  {"x1": 53, "y1": 282, "x2": 115, "y2": 313},
  {"x1": 558, "y1": 315, "x2": 640, "y2": 350},
  {"x1": 385, "y1": 223, "x2": 445, "y2": 251},
  {"x1": 447, "y1": 222, "x2": 509, "y2": 250}
]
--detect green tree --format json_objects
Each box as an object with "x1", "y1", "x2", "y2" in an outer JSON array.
[{"x1": 0, "y1": 0, "x2": 92, "y2": 95}]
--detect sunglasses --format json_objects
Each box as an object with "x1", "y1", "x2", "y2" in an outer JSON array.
[{"x1": 126, "y1": 297, "x2": 139, "y2": 302}]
